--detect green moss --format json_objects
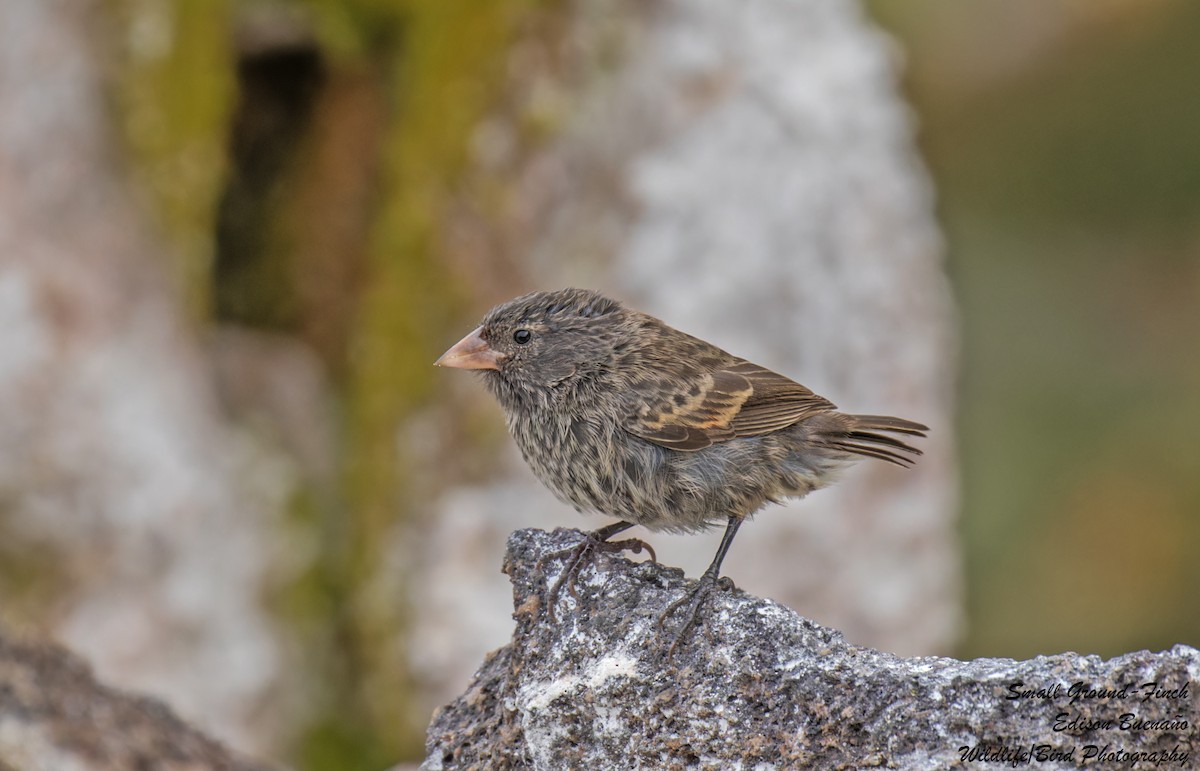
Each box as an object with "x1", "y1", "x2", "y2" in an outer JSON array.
[
  {"x1": 347, "y1": 3, "x2": 539, "y2": 760},
  {"x1": 294, "y1": 0, "x2": 546, "y2": 765},
  {"x1": 110, "y1": 0, "x2": 236, "y2": 321},
  {"x1": 298, "y1": 718, "x2": 396, "y2": 771},
  {"x1": 0, "y1": 535, "x2": 70, "y2": 629}
]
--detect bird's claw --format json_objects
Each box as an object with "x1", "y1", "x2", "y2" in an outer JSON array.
[
  {"x1": 541, "y1": 532, "x2": 656, "y2": 620},
  {"x1": 656, "y1": 571, "x2": 735, "y2": 661},
  {"x1": 606, "y1": 537, "x2": 658, "y2": 565}
]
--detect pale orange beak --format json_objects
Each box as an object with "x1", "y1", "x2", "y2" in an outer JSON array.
[{"x1": 435, "y1": 327, "x2": 503, "y2": 370}]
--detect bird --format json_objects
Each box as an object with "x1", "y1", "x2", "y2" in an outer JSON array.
[{"x1": 436, "y1": 288, "x2": 927, "y2": 656}]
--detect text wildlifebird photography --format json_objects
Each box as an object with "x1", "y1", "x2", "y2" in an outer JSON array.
[{"x1": 0, "y1": 1, "x2": 1196, "y2": 770}]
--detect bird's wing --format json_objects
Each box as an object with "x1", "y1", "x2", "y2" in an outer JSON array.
[{"x1": 624, "y1": 359, "x2": 836, "y2": 451}]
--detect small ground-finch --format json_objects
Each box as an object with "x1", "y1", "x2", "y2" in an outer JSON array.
[{"x1": 437, "y1": 288, "x2": 926, "y2": 654}]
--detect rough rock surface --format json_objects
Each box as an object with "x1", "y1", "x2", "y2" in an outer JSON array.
[
  {"x1": 0, "y1": 630, "x2": 276, "y2": 771},
  {"x1": 424, "y1": 529, "x2": 1197, "y2": 770}
]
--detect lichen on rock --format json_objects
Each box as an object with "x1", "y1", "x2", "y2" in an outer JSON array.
[{"x1": 424, "y1": 528, "x2": 1197, "y2": 769}]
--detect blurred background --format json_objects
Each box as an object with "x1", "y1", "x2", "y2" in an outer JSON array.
[
  {"x1": 0, "y1": 0, "x2": 1197, "y2": 768},
  {"x1": 869, "y1": 0, "x2": 1200, "y2": 658}
]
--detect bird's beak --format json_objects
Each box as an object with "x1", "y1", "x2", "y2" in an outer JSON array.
[{"x1": 435, "y1": 327, "x2": 503, "y2": 370}]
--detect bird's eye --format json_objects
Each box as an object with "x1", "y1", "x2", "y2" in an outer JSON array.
[{"x1": 513, "y1": 329, "x2": 533, "y2": 345}]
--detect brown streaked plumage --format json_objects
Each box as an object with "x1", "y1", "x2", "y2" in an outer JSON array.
[{"x1": 437, "y1": 288, "x2": 928, "y2": 656}]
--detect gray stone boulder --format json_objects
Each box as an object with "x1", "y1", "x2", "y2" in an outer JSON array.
[
  {"x1": 424, "y1": 528, "x2": 1196, "y2": 769},
  {"x1": 0, "y1": 631, "x2": 276, "y2": 771}
]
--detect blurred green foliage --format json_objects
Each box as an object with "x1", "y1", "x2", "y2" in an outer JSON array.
[
  {"x1": 287, "y1": 1, "x2": 544, "y2": 766},
  {"x1": 327, "y1": 0, "x2": 540, "y2": 765},
  {"x1": 869, "y1": 0, "x2": 1200, "y2": 658},
  {"x1": 112, "y1": 0, "x2": 235, "y2": 319}
]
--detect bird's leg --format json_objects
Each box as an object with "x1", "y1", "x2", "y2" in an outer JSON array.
[
  {"x1": 542, "y1": 520, "x2": 657, "y2": 619},
  {"x1": 657, "y1": 515, "x2": 743, "y2": 661}
]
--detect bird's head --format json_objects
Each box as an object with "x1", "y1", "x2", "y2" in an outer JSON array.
[{"x1": 436, "y1": 288, "x2": 629, "y2": 401}]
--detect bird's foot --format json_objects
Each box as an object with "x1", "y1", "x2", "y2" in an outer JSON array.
[
  {"x1": 540, "y1": 529, "x2": 657, "y2": 620},
  {"x1": 656, "y1": 571, "x2": 736, "y2": 661}
]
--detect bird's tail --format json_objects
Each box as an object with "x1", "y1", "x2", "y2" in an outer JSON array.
[{"x1": 814, "y1": 414, "x2": 928, "y2": 467}]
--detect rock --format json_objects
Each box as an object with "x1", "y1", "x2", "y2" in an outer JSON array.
[
  {"x1": 424, "y1": 528, "x2": 1197, "y2": 770},
  {"x1": 0, "y1": 630, "x2": 276, "y2": 771}
]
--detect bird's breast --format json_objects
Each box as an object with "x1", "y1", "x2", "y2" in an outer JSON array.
[{"x1": 505, "y1": 408, "x2": 652, "y2": 518}]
